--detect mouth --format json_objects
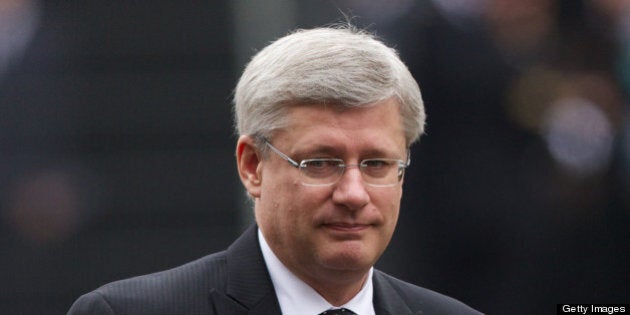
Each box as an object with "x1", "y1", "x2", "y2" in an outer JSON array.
[{"x1": 322, "y1": 222, "x2": 371, "y2": 233}]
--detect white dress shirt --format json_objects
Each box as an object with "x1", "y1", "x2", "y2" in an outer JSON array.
[{"x1": 258, "y1": 229, "x2": 375, "y2": 315}]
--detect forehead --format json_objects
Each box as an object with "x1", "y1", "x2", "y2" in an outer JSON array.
[{"x1": 275, "y1": 99, "x2": 406, "y2": 156}]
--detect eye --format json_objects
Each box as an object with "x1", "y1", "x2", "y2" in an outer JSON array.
[
  {"x1": 300, "y1": 159, "x2": 343, "y2": 178},
  {"x1": 362, "y1": 159, "x2": 392, "y2": 169},
  {"x1": 304, "y1": 160, "x2": 332, "y2": 168},
  {"x1": 361, "y1": 159, "x2": 397, "y2": 178}
]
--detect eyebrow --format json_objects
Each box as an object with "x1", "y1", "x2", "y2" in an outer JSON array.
[
  {"x1": 292, "y1": 145, "x2": 340, "y2": 159},
  {"x1": 293, "y1": 145, "x2": 402, "y2": 160}
]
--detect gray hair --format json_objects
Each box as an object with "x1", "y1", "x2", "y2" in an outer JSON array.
[{"x1": 233, "y1": 25, "x2": 425, "y2": 147}]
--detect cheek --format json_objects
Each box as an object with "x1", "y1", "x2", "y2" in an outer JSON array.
[
  {"x1": 372, "y1": 188, "x2": 402, "y2": 235},
  {"x1": 372, "y1": 187, "x2": 402, "y2": 213},
  {"x1": 391, "y1": 190, "x2": 402, "y2": 218},
  {"x1": 262, "y1": 178, "x2": 324, "y2": 223},
  {"x1": 380, "y1": 192, "x2": 402, "y2": 247}
]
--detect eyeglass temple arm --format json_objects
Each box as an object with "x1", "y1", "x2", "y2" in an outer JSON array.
[{"x1": 264, "y1": 140, "x2": 300, "y2": 168}]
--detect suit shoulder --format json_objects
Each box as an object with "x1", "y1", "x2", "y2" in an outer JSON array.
[
  {"x1": 374, "y1": 270, "x2": 483, "y2": 314},
  {"x1": 68, "y1": 290, "x2": 115, "y2": 314},
  {"x1": 69, "y1": 251, "x2": 227, "y2": 314},
  {"x1": 98, "y1": 250, "x2": 228, "y2": 295}
]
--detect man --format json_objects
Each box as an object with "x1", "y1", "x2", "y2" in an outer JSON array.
[{"x1": 68, "y1": 26, "x2": 482, "y2": 314}]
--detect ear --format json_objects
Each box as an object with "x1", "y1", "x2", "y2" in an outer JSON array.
[{"x1": 236, "y1": 135, "x2": 263, "y2": 198}]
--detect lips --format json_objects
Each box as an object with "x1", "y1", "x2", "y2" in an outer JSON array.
[{"x1": 323, "y1": 222, "x2": 370, "y2": 232}]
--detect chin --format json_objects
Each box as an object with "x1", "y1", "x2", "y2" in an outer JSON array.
[{"x1": 320, "y1": 243, "x2": 378, "y2": 272}]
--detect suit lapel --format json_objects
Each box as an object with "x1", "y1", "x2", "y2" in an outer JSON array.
[
  {"x1": 373, "y1": 270, "x2": 416, "y2": 315},
  {"x1": 208, "y1": 225, "x2": 282, "y2": 314}
]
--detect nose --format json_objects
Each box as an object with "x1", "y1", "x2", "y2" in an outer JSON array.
[{"x1": 332, "y1": 166, "x2": 370, "y2": 210}]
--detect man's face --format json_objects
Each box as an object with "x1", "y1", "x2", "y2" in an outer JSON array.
[{"x1": 248, "y1": 98, "x2": 407, "y2": 284}]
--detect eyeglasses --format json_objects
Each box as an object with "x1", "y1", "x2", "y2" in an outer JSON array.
[{"x1": 264, "y1": 140, "x2": 410, "y2": 187}]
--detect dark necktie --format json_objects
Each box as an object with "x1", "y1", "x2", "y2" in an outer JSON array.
[{"x1": 318, "y1": 308, "x2": 356, "y2": 315}]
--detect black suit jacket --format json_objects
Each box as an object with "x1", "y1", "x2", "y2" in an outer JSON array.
[{"x1": 68, "y1": 225, "x2": 481, "y2": 314}]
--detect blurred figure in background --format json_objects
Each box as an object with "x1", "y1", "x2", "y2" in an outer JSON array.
[
  {"x1": 386, "y1": 0, "x2": 629, "y2": 313},
  {"x1": 0, "y1": 0, "x2": 39, "y2": 80},
  {"x1": 1, "y1": 1, "x2": 235, "y2": 313}
]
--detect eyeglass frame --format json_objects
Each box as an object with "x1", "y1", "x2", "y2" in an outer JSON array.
[{"x1": 262, "y1": 139, "x2": 410, "y2": 187}]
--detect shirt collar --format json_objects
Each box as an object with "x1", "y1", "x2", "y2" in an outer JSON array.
[{"x1": 258, "y1": 228, "x2": 375, "y2": 315}]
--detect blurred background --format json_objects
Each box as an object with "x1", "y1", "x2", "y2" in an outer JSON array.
[{"x1": 0, "y1": 0, "x2": 628, "y2": 313}]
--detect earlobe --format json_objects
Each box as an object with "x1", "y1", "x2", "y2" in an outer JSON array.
[{"x1": 236, "y1": 135, "x2": 262, "y2": 198}]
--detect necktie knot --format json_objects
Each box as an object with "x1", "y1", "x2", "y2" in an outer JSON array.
[{"x1": 319, "y1": 308, "x2": 356, "y2": 315}]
